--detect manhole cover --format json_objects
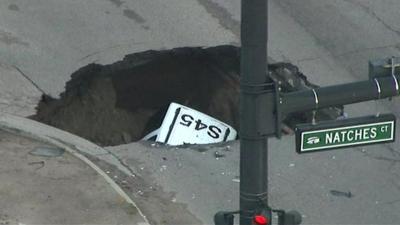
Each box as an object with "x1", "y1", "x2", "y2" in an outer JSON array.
[{"x1": 30, "y1": 146, "x2": 65, "y2": 157}]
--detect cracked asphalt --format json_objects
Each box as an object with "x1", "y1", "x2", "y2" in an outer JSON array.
[{"x1": 1, "y1": 0, "x2": 400, "y2": 224}]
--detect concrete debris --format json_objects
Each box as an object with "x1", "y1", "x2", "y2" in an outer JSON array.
[
  {"x1": 330, "y1": 190, "x2": 353, "y2": 198},
  {"x1": 232, "y1": 178, "x2": 240, "y2": 183},
  {"x1": 28, "y1": 161, "x2": 45, "y2": 170},
  {"x1": 214, "y1": 151, "x2": 225, "y2": 158}
]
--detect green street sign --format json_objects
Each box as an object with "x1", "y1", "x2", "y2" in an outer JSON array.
[{"x1": 296, "y1": 114, "x2": 396, "y2": 153}]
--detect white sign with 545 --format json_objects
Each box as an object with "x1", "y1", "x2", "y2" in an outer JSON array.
[{"x1": 154, "y1": 103, "x2": 237, "y2": 146}]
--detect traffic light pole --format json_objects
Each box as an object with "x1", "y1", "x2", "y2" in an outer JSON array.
[
  {"x1": 215, "y1": 0, "x2": 400, "y2": 225},
  {"x1": 240, "y1": 0, "x2": 273, "y2": 224}
]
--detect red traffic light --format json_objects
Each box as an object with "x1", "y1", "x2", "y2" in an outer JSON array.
[{"x1": 253, "y1": 215, "x2": 269, "y2": 225}]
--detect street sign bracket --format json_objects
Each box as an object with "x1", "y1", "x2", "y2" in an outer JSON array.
[
  {"x1": 369, "y1": 56, "x2": 400, "y2": 80},
  {"x1": 275, "y1": 82, "x2": 283, "y2": 139},
  {"x1": 240, "y1": 81, "x2": 281, "y2": 137}
]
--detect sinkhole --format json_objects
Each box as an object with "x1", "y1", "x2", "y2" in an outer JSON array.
[{"x1": 32, "y1": 45, "x2": 342, "y2": 146}]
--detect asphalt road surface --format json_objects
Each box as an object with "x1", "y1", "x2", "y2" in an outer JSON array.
[{"x1": 1, "y1": 0, "x2": 400, "y2": 224}]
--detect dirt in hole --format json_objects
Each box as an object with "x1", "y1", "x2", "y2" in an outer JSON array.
[{"x1": 32, "y1": 45, "x2": 342, "y2": 146}]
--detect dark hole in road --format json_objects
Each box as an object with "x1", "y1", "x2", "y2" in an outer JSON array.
[{"x1": 32, "y1": 45, "x2": 343, "y2": 146}]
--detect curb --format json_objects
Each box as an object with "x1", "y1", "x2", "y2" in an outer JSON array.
[{"x1": 0, "y1": 112, "x2": 150, "y2": 225}]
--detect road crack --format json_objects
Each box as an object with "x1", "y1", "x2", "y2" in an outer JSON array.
[
  {"x1": 343, "y1": 0, "x2": 400, "y2": 37},
  {"x1": 356, "y1": 145, "x2": 400, "y2": 169},
  {"x1": 102, "y1": 149, "x2": 139, "y2": 177},
  {"x1": 197, "y1": 0, "x2": 240, "y2": 37},
  {"x1": 13, "y1": 65, "x2": 47, "y2": 95}
]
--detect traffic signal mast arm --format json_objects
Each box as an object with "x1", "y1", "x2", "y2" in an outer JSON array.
[{"x1": 280, "y1": 74, "x2": 400, "y2": 114}]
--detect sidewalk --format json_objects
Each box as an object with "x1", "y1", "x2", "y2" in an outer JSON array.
[{"x1": 0, "y1": 129, "x2": 148, "y2": 225}]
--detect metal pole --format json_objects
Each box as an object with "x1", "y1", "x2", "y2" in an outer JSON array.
[
  {"x1": 240, "y1": 0, "x2": 273, "y2": 224},
  {"x1": 238, "y1": 1, "x2": 399, "y2": 224},
  {"x1": 281, "y1": 75, "x2": 400, "y2": 114}
]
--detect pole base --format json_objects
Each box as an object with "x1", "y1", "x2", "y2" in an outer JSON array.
[{"x1": 214, "y1": 209, "x2": 302, "y2": 225}]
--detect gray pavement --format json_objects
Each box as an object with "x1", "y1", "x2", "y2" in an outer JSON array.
[
  {"x1": 103, "y1": 139, "x2": 400, "y2": 225},
  {"x1": 0, "y1": 0, "x2": 236, "y2": 105},
  {"x1": 1, "y1": 0, "x2": 400, "y2": 224},
  {"x1": 0, "y1": 129, "x2": 147, "y2": 225}
]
